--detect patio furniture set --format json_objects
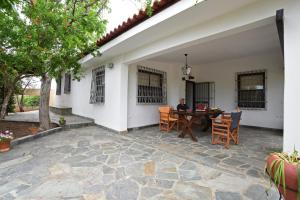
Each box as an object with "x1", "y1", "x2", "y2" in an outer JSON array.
[{"x1": 158, "y1": 106, "x2": 242, "y2": 148}]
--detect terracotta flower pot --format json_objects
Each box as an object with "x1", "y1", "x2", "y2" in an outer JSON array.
[
  {"x1": 0, "y1": 140, "x2": 11, "y2": 153},
  {"x1": 266, "y1": 154, "x2": 299, "y2": 200}
]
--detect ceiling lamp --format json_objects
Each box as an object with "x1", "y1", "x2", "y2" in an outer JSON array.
[{"x1": 182, "y1": 54, "x2": 192, "y2": 76}]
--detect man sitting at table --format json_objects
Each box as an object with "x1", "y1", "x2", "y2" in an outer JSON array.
[{"x1": 177, "y1": 98, "x2": 189, "y2": 111}]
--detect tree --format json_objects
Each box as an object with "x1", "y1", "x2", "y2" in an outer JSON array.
[
  {"x1": 1, "y1": 0, "x2": 108, "y2": 129},
  {"x1": 16, "y1": 77, "x2": 39, "y2": 112},
  {"x1": 0, "y1": 74, "x2": 16, "y2": 115},
  {"x1": 0, "y1": 59, "x2": 31, "y2": 119},
  {"x1": 0, "y1": 4, "x2": 38, "y2": 119},
  {"x1": 0, "y1": 0, "x2": 19, "y2": 10},
  {"x1": 1, "y1": 0, "x2": 156, "y2": 129}
]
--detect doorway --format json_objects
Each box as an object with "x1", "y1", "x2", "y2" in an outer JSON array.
[
  {"x1": 186, "y1": 81, "x2": 215, "y2": 110},
  {"x1": 185, "y1": 81, "x2": 195, "y2": 110}
]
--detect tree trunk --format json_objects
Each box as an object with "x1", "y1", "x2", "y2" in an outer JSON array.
[
  {"x1": 16, "y1": 94, "x2": 25, "y2": 112},
  {"x1": 39, "y1": 74, "x2": 52, "y2": 130},
  {"x1": 0, "y1": 87, "x2": 13, "y2": 119},
  {"x1": 16, "y1": 94, "x2": 20, "y2": 111},
  {"x1": 19, "y1": 94, "x2": 24, "y2": 112}
]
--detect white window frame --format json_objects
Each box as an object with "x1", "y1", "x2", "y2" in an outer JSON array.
[
  {"x1": 235, "y1": 69, "x2": 267, "y2": 110},
  {"x1": 90, "y1": 66, "x2": 105, "y2": 104},
  {"x1": 137, "y1": 66, "x2": 167, "y2": 105}
]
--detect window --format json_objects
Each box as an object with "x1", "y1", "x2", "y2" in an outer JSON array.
[
  {"x1": 64, "y1": 73, "x2": 71, "y2": 94},
  {"x1": 90, "y1": 66, "x2": 105, "y2": 104},
  {"x1": 56, "y1": 76, "x2": 62, "y2": 95},
  {"x1": 195, "y1": 82, "x2": 215, "y2": 107},
  {"x1": 237, "y1": 71, "x2": 266, "y2": 109},
  {"x1": 137, "y1": 66, "x2": 167, "y2": 104}
]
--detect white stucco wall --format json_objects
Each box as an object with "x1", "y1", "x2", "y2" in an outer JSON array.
[
  {"x1": 54, "y1": 60, "x2": 128, "y2": 132},
  {"x1": 54, "y1": 74, "x2": 72, "y2": 108},
  {"x1": 58, "y1": 52, "x2": 284, "y2": 130},
  {"x1": 54, "y1": 0, "x2": 300, "y2": 151},
  {"x1": 127, "y1": 51, "x2": 284, "y2": 130},
  {"x1": 192, "y1": 51, "x2": 284, "y2": 129},
  {"x1": 283, "y1": 0, "x2": 300, "y2": 152},
  {"x1": 127, "y1": 60, "x2": 184, "y2": 129}
]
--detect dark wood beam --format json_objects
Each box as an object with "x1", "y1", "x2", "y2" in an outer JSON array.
[{"x1": 276, "y1": 9, "x2": 284, "y2": 55}]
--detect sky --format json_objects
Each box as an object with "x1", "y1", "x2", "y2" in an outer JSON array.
[
  {"x1": 48, "y1": 0, "x2": 146, "y2": 90},
  {"x1": 105, "y1": 0, "x2": 145, "y2": 32}
]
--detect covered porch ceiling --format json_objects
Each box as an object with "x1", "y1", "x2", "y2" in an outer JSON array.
[
  {"x1": 81, "y1": 0, "x2": 266, "y2": 67},
  {"x1": 148, "y1": 21, "x2": 282, "y2": 65}
]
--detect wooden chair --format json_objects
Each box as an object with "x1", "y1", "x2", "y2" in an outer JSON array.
[
  {"x1": 159, "y1": 106, "x2": 178, "y2": 132},
  {"x1": 211, "y1": 111, "x2": 242, "y2": 148}
]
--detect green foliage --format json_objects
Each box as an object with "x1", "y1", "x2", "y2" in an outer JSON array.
[
  {"x1": 59, "y1": 116, "x2": 66, "y2": 126},
  {"x1": 0, "y1": 0, "x2": 108, "y2": 81},
  {"x1": 145, "y1": 0, "x2": 153, "y2": 16},
  {"x1": 0, "y1": 0, "x2": 19, "y2": 10},
  {"x1": 134, "y1": 0, "x2": 153, "y2": 16},
  {"x1": 0, "y1": 0, "x2": 108, "y2": 120},
  {"x1": 23, "y1": 96, "x2": 40, "y2": 107},
  {"x1": 266, "y1": 148, "x2": 300, "y2": 197}
]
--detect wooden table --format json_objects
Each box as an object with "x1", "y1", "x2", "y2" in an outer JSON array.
[{"x1": 172, "y1": 109, "x2": 223, "y2": 142}]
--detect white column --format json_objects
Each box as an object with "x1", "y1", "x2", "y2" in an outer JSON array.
[
  {"x1": 92, "y1": 60, "x2": 128, "y2": 132},
  {"x1": 283, "y1": 1, "x2": 300, "y2": 152},
  {"x1": 107, "y1": 60, "x2": 128, "y2": 132},
  {"x1": 118, "y1": 63, "x2": 129, "y2": 133}
]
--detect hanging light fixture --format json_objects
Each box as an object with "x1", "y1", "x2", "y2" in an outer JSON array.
[{"x1": 182, "y1": 54, "x2": 192, "y2": 76}]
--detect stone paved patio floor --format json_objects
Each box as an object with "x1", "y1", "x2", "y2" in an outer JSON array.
[
  {"x1": 127, "y1": 126, "x2": 283, "y2": 179},
  {"x1": 5, "y1": 111, "x2": 93, "y2": 126},
  {"x1": 0, "y1": 126, "x2": 282, "y2": 200}
]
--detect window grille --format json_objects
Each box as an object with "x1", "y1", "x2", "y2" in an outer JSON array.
[
  {"x1": 64, "y1": 73, "x2": 71, "y2": 94},
  {"x1": 56, "y1": 76, "x2": 62, "y2": 95},
  {"x1": 90, "y1": 66, "x2": 105, "y2": 104},
  {"x1": 237, "y1": 71, "x2": 266, "y2": 109},
  {"x1": 137, "y1": 66, "x2": 167, "y2": 104},
  {"x1": 195, "y1": 82, "x2": 215, "y2": 107}
]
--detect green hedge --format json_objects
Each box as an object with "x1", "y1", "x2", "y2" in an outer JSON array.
[{"x1": 23, "y1": 95, "x2": 40, "y2": 107}]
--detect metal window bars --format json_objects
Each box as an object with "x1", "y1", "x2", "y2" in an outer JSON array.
[
  {"x1": 237, "y1": 70, "x2": 266, "y2": 109},
  {"x1": 195, "y1": 82, "x2": 215, "y2": 108},
  {"x1": 90, "y1": 66, "x2": 105, "y2": 104},
  {"x1": 137, "y1": 66, "x2": 167, "y2": 104}
]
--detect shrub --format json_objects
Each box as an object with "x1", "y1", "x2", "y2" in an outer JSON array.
[
  {"x1": 59, "y1": 117, "x2": 66, "y2": 126},
  {"x1": 23, "y1": 96, "x2": 40, "y2": 107}
]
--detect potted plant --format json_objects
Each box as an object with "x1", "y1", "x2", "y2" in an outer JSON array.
[
  {"x1": 266, "y1": 149, "x2": 300, "y2": 200},
  {"x1": 0, "y1": 130, "x2": 14, "y2": 153},
  {"x1": 59, "y1": 116, "x2": 66, "y2": 126}
]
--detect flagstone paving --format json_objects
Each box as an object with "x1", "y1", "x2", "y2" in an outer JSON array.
[
  {"x1": 5, "y1": 110, "x2": 93, "y2": 126},
  {"x1": 0, "y1": 126, "x2": 282, "y2": 200},
  {"x1": 127, "y1": 126, "x2": 283, "y2": 178}
]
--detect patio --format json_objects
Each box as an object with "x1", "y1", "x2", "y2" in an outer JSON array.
[
  {"x1": 0, "y1": 125, "x2": 282, "y2": 200},
  {"x1": 4, "y1": 110, "x2": 94, "y2": 127},
  {"x1": 128, "y1": 126, "x2": 283, "y2": 178}
]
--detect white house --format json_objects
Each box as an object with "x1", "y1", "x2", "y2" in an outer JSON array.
[{"x1": 54, "y1": 0, "x2": 300, "y2": 152}]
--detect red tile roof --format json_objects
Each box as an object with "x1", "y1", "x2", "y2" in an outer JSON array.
[{"x1": 96, "y1": 0, "x2": 180, "y2": 47}]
